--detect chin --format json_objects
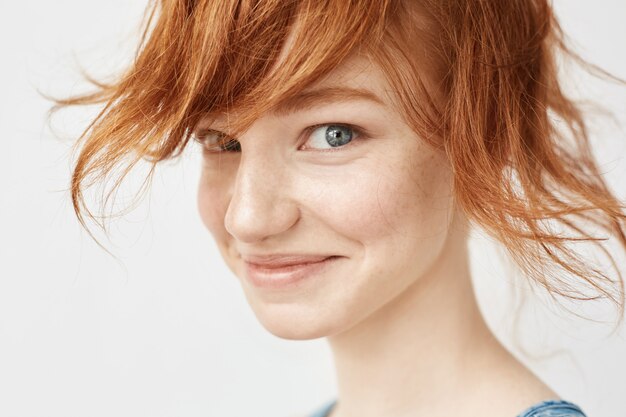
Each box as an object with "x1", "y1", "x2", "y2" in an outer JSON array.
[
  {"x1": 263, "y1": 321, "x2": 331, "y2": 341},
  {"x1": 244, "y1": 296, "x2": 345, "y2": 340}
]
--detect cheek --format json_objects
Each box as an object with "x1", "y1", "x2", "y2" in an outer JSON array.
[
  {"x1": 196, "y1": 170, "x2": 230, "y2": 241},
  {"x1": 288, "y1": 147, "x2": 454, "y2": 335},
  {"x1": 302, "y1": 149, "x2": 453, "y2": 254}
]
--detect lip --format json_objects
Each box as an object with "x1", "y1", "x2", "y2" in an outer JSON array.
[
  {"x1": 242, "y1": 254, "x2": 341, "y2": 289},
  {"x1": 243, "y1": 254, "x2": 333, "y2": 268}
]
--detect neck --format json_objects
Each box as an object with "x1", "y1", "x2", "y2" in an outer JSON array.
[{"x1": 326, "y1": 221, "x2": 524, "y2": 416}]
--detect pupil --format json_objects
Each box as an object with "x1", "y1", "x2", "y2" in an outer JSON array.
[{"x1": 325, "y1": 125, "x2": 353, "y2": 147}]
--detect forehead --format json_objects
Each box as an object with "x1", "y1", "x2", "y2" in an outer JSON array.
[
  {"x1": 203, "y1": 53, "x2": 393, "y2": 127},
  {"x1": 276, "y1": 51, "x2": 393, "y2": 109},
  {"x1": 299, "y1": 53, "x2": 386, "y2": 93}
]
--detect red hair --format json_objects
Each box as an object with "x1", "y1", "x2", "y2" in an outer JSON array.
[{"x1": 52, "y1": 0, "x2": 626, "y2": 326}]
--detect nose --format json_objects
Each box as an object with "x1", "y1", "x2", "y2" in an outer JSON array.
[{"x1": 223, "y1": 146, "x2": 300, "y2": 244}]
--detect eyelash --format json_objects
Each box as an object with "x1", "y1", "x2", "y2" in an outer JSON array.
[{"x1": 191, "y1": 123, "x2": 366, "y2": 154}]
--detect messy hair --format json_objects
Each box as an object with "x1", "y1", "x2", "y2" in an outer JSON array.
[{"x1": 52, "y1": 0, "x2": 626, "y2": 325}]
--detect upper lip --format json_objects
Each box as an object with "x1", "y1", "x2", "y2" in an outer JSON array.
[{"x1": 241, "y1": 254, "x2": 336, "y2": 268}]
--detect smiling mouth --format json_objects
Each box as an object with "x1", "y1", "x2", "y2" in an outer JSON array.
[
  {"x1": 242, "y1": 255, "x2": 342, "y2": 289},
  {"x1": 244, "y1": 254, "x2": 336, "y2": 268}
]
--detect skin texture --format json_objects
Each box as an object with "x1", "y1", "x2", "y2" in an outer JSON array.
[{"x1": 196, "y1": 53, "x2": 558, "y2": 417}]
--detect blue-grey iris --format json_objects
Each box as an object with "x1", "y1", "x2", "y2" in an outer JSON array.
[{"x1": 325, "y1": 125, "x2": 353, "y2": 147}]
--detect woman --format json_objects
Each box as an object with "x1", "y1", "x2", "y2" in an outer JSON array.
[{"x1": 54, "y1": 1, "x2": 625, "y2": 416}]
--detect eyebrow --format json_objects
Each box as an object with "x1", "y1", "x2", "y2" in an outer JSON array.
[{"x1": 269, "y1": 86, "x2": 385, "y2": 116}]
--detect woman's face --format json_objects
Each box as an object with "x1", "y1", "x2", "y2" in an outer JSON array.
[{"x1": 196, "y1": 53, "x2": 458, "y2": 339}]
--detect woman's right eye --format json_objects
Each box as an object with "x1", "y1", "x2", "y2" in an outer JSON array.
[{"x1": 192, "y1": 129, "x2": 241, "y2": 153}]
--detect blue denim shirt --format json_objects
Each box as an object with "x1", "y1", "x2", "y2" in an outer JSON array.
[{"x1": 308, "y1": 398, "x2": 587, "y2": 417}]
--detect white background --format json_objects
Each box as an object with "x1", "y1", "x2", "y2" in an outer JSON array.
[{"x1": 0, "y1": 1, "x2": 625, "y2": 416}]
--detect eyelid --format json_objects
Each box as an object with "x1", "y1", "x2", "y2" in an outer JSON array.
[{"x1": 191, "y1": 128, "x2": 216, "y2": 143}]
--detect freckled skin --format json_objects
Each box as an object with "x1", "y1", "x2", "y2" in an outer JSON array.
[
  {"x1": 196, "y1": 54, "x2": 455, "y2": 339},
  {"x1": 196, "y1": 53, "x2": 559, "y2": 417}
]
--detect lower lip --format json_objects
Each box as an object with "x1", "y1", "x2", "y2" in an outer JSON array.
[{"x1": 244, "y1": 257, "x2": 340, "y2": 290}]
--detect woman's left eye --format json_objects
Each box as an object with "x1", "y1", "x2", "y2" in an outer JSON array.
[{"x1": 301, "y1": 124, "x2": 359, "y2": 151}]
